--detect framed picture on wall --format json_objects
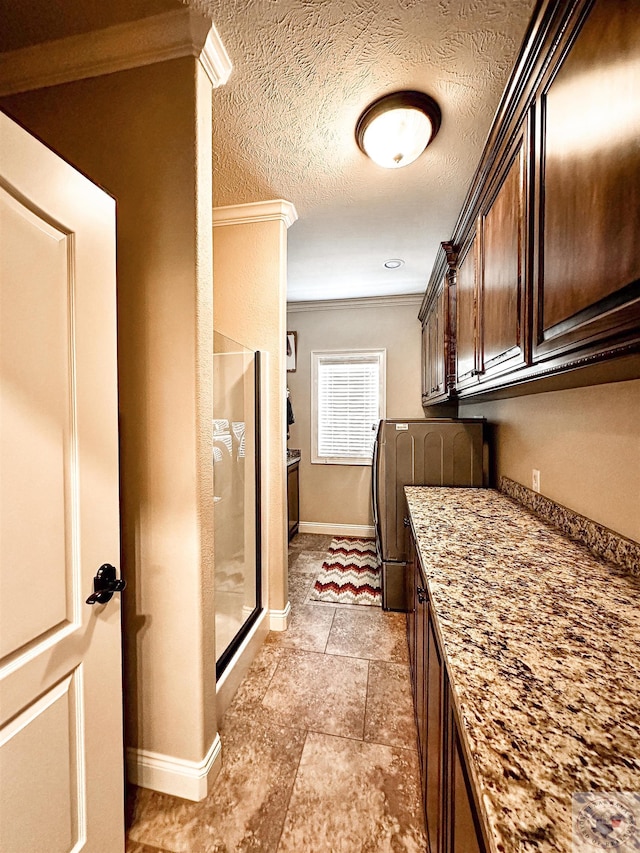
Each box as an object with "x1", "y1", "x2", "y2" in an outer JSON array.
[{"x1": 286, "y1": 331, "x2": 297, "y2": 372}]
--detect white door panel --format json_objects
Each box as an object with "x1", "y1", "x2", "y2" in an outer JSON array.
[
  {"x1": 0, "y1": 112, "x2": 123, "y2": 852},
  {"x1": 1, "y1": 187, "x2": 71, "y2": 658},
  {"x1": 1, "y1": 673, "x2": 83, "y2": 853}
]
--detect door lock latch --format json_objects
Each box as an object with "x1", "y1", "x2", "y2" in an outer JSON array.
[{"x1": 86, "y1": 563, "x2": 126, "y2": 605}]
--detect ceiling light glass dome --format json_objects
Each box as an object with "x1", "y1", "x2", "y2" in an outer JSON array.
[{"x1": 356, "y1": 91, "x2": 441, "y2": 169}]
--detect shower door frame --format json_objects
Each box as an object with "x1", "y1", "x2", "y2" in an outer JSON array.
[{"x1": 215, "y1": 351, "x2": 263, "y2": 680}]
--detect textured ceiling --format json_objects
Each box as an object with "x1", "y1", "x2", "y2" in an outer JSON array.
[
  {"x1": 194, "y1": 0, "x2": 539, "y2": 301},
  {"x1": 1, "y1": 0, "x2": 539, "y2": 303}
]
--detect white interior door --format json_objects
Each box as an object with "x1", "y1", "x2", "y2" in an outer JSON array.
[{"x1": 0, "y1": 112, "x2": 124, "y2": 852}]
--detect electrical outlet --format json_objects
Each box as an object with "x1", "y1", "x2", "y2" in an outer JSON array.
[{"x1": 532, "y1": 469, "x2": 541, "y2": 493}]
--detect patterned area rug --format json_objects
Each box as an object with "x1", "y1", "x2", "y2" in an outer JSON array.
[{"x1": 310, "y1": 537, "x2": 382, "y2": 606}]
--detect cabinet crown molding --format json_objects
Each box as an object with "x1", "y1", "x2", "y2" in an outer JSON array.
[
  {"x1": 441, "y1": 241, "x2": 458, "y2": 269},
  {"x1": 288, "y1": 294, "x2": 423, "y2": 312},
  {"x1": 0, "y1": 8, "x2": 232, "y2": 97}
]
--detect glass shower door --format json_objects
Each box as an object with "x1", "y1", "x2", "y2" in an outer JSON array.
[{"x1": 213, "y1": 332, "x2": 261, "y2": 676}]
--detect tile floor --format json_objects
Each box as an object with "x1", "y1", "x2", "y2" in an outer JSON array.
[{"x1": 125, "y1": 533, "x2": 426, "y2": 852}]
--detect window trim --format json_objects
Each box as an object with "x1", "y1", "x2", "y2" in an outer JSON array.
[{"x1": 311, "y1": 348, "x2": 386, "y2": 466}]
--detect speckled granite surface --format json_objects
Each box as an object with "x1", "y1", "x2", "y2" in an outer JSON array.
[
  {"x1": 499, "y1": 476, "x2": 640, "y2": 575},
  {"x1": 286, "y1": 448, "x2": 301, "y2": 466},
  {"x1": 405, "y1": 486, "x2": 640, "y2": 853}
]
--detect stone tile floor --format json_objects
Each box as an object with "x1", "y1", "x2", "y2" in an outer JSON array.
[{"x1": 125, "y1": 533, "x2": 426, "y2": 852}]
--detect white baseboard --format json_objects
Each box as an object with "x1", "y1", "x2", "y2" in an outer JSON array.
[
  {"x1": 126, "y1": 734, "x2": 222, "y2": 802},
  {"x1": 269, "y1": 601, "x2": 291, "y2": 631},
  {"x1": 216, "y1": 609, "x2": 269, "y2": 725},
  {"x1": 299, "y1": 522, "x2": 375, "y2": 538}
]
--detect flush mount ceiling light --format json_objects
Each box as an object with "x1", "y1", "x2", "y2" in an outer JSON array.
[
  {"x1": 384, "y1": 258, "x2": 405, "y2": 269},
  {"x1": 355, "y1": 91, "x2": 441, "y2": 169}
]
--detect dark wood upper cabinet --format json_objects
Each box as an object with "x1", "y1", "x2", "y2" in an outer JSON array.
[
  {"x1": 420, "y1": 318, "x2": 430, "y2": 400},
  {"x1": 478, "y1": 126, "x2": 529, "y2": 378},
  {"x1": 419, "y1": 244, "x2": 457, "y2": 405},
  {"x1": 431, "y1": 286, "x2": 446, "y2": 397},
  {"x1": 455, "y1": 235, "x2": 478, "y2": 386},
  {"x1": 533, "y1": 0, "x2": 640, "y2": 362},
  {"x1": 456, "y1": 125, "x2": 530, "y2": 394},
  {"x1": 423, "y1": 278, "x2": 446, "y2": 400},
  {"x1": 428, "y1": 0, "x2": 640, "y2": 399}
]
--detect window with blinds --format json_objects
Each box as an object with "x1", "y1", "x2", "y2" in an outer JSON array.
[{"x1": 311, "y1": 350, "x2": 386, "y2": 465}]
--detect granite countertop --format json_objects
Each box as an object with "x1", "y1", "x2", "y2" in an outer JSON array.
[
  {"x1": 404, "y1": 485, "x2": 640, "y2": 853},
  {"x1": 286, "y1": 449, "x2": 301, "y2": 466}
]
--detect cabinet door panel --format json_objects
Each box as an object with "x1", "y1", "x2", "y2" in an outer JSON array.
[
  {"x1": 534, "y1": 0, "x2": 640, "y2": 360},
  {"x1": 421, "y1": 321, "x2": 429, "y2": 399},
  {"x1": 450, "y1": 721, "x2": 484, "y2": 853},
  {"x1": 480, "y1": 139, "x2": 527, "y2": 374},
  {"x1": 406, "y1": 536, "x2": 417, "y2": 683},
  {"x1": 456, "y1": 236, "x2": 478, "y2": 384},
  {"x1": 422, "y1": 277, "x2": 449, "y2": 404},
  {"x1": 426, "y1": 294, "x2": 442, "y2": 397},
  {"x1": 433, "y1": 287, "x2": 446, "y2": 394},
  {"x1": 416, "y1": 589, "x2": 428, "y2": 801},
  {"x1": 426, "y1": 604, "x2": 444, "y2": 853}
]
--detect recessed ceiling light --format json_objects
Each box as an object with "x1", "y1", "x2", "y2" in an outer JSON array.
[
  {"x1": 384, "y1": 259, "x2": 405, "y2": 269},
  {"x1": 356, "y1": 91, "x2": 441, "y2": 169}
]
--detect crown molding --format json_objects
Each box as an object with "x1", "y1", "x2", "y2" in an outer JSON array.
[
  {"x1": 199, "y1": 23, "x2": 232, "y2": 88},
  {"x1": 287, "y1": 293, "x2": 424, "y2": 312},
  {"x1": 213, "y1": 200, "x2": 299, "y2": 229},
  {"x1": 0, "y1": 8, "x2": 232, "y2": 97}
]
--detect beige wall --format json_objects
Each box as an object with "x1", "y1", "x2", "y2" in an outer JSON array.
[
  {"x1": 213, "y1": 214, "x2": 290, "y2": 617},
  {"x1": 2, "y1": 57, "x2": 218, "y2": 771},
  {"x1": 459, "y1": 377, "x2": 640, "y2": 543},
  {"x1": 287, "y1": 298, "x2": 424, "y2": 527}
]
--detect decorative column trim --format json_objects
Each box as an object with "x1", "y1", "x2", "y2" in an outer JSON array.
[
  {"x1": 126, "y1": 733, "x2": 222, "y2": 802},
  {"x1": 213, "y1": 200, "x2": 299, "y2": 229},
  {"x1": 0, "y1": 8, "x2": 232, "y2": 97},
  {"x1": 269, "y1": 601, "x2": 292, "y2": 631}
]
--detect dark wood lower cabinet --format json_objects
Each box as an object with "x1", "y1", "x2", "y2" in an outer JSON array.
[
  {"x1": 287, "y1": 459, "x2": 299, "y2": 541},
  {"x1": 408, "y1": 533, "x2": 429, "y2": 805},
  {"x1": 405, "y1": 539, "x2": 416, "y2": 681},
  {"x1": 448, "y1": 714, "x2": 483, "y2": 853},
  {"x1": 407, "y1": 529, "x2": 487, "y2": 853},
  {"x1": 416, "y1": 591, "x2": 428, "y2": 799},
  {"x1": 425, "y1": 605, "x2": 444, "y2": 853}
]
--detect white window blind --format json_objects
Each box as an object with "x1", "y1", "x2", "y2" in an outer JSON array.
[{"x1": 312, "y1": 350, "x2": 386, "y2": 465}]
